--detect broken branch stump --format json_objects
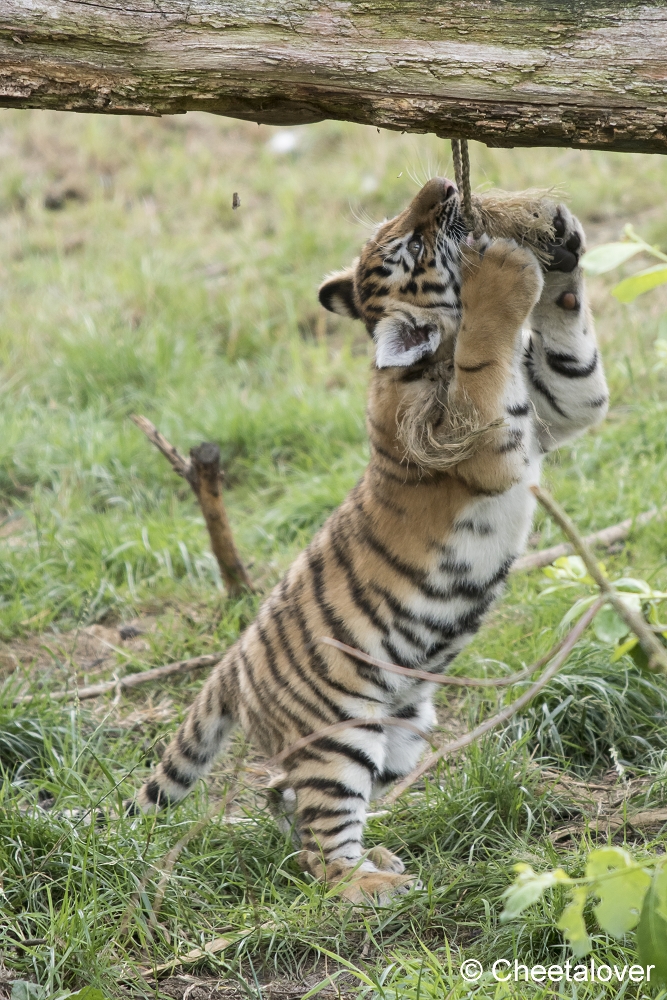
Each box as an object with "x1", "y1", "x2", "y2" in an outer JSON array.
[{"x1": 131, "y1": 414, "x2": 253, "y2": 597}]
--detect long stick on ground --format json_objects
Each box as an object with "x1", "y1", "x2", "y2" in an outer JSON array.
[
  {"x1": 511, "y1": 507, "x2": 660, "y2": 574},
  {"x1": 13, "y1": 654, "x2": 221, "y2": 705},
  {"x1": 382, "y1": 596, "x2": 606, "y2": 805},
  {"x1": 532, "y1": 485, "x2": 667, "y2": 674},
  {"x1": 131, "y1": 414, "x2": 252, "y2": 596}
]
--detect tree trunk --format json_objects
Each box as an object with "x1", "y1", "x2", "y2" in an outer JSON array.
[{"x1": 2, "y1": 2, "x2": 667, "y2": 154}]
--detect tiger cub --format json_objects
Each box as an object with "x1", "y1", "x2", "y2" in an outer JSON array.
[{"x1": 133, "y1": 178, "x2": 607, "y2": 900}]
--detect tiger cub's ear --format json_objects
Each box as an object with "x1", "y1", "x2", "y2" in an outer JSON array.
[
  {"x1": 318, "y1": 266, "x2": 360, "y2": 319},
  {"x1": 374, "y1": 314, "x2": 441, "y2": 369}
]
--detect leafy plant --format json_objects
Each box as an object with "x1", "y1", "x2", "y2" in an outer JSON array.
[
  {"x1": 540, "y1": 555, "x2": 667, "y2": 670},
  {"x1": 582, "y1": 224, "x2": 667, "y2": 303},
  {"x1": 502, "y1": 848, "x2": 667, "y2": 985}
]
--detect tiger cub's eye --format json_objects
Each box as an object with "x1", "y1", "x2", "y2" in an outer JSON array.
[{"x1": 407, "y1": 235, "x2": 423, "y2": 259}]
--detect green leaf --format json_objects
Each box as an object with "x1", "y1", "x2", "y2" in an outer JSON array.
[
  {"x1": 637, "y1": 864, "x2": 667, "y2": 986},
  {"x1": 613, "y1": 577, "x2": 652, "y2": 594},
  {"x1": 593, "y1": 604, "x2": 630, "y2": 644},
  {"x1": 616, "y1": 592, "x2": 643, "y2": 615},
  {"x1": 586, "y1": 847, "x2": 651, "y2": 937},
  {"x1": 70, "y1": 989, "x2": 110, "y2": 1000},
  {"x1": 11, "y1": 985, "x2": 47, "y2": 1000},
  {"x1": 613, "y1": 264, "x2": 667, "y2": 303},
  {"x1": 549, "y1": 555, "x2": 589, "y2": 580},
  {"x1": 611, "y1": 635, "x2": 639, "y2": 663},
  {"x1": 560, "y1": 595, "x2": 598, "y2": 628},
  {"x1": 581, "y1": 242, "x2": 645, "y2": 276},
  {"x1": 558, "y1": 886, "x2": 592, "y2": 958},
  {"x1": 500, "y1": 863, "x2": 569, "y2": 922}
]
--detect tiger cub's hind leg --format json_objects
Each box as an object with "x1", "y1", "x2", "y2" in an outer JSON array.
[{"x1": 289, "y1": 728, "x2": 415, "y2": 902}]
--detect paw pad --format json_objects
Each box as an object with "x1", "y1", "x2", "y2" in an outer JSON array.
[{"x1": 556, "y1": 291, "x2": 579, "y2": 311}]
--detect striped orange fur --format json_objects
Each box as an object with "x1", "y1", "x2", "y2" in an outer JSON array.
[{"x1": 133, "y1": 178, "x2": 608, "y2": 902}]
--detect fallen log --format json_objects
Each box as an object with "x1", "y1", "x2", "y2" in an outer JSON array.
[{"x1": 3, "y1": 2, "x2": 667, "y2": 154}]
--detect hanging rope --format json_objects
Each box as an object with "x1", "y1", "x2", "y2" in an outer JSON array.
[
  {"x1": 450, "y1": 138, "x2": 557, "y2": 256},
  {"x1": 450, "y1": 137, "x2": 476, "y2": 232}
]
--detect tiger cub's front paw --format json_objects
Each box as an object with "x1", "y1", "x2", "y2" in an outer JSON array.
[
  {"x1": 461, "y1": 238, "x2": 544, "y2": 326},
  {"x1": 543, "y1": 204, "x2": 585, "y2": 274}
]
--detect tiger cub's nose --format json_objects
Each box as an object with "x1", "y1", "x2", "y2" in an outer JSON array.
[{"x1": 413, "y1": 177, "x2": 458, "y2": 213}]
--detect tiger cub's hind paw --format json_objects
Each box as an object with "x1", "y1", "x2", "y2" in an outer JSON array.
[
  {"x1": 339, "y1": 869, "x2": 417, "y2": 905},
  {"x1": 299, "y1": 848, "x2": 418, "y2": 904},
  {"x1": 366, "y1": 845, "x2": 405, "y2": 873}
]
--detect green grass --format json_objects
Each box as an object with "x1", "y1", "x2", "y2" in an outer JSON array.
[{"x1": 2, "y1": 109, "x2": 667, "y2": 999}]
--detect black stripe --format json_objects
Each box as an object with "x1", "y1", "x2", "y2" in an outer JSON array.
[
  {"x1": 143, "y1": 779, "x2": 168, "y2": 806},
  {"x1": 306, "y1": 819, "x2": 363, "y2": 837},
  {"x1": 376, "y1": 769, "x2": 406, "y2": 784},
  {"x1": 369, "y1": 436, "x2": 409, "y2": 470},
  {"x1": 256, "y1": 621, "x2": 330, "y2": 729},
  {"x1": 311, "y1": 736, "x2": 379, "y2": 776},
  {"x1": 330, "y1": 520, "x2": 391, "y2": 638},
  {"x1": 294, "y1": 747, "x2": 328, "y2": 765},
  {"x1": 366, "y1": 480, "x2": 407, "y2": 517},
  {"x1": 371, "y1": 462, "x2": 423, "y2": 487},
  {"x1": 545, "y1": 348, "x2": 599, "y2": 379},
  {"x1": 307, "y1": 545, "x2": 394, "y2": 690},
  {"x1": 457, "y1": 360, "x2": 492, "y2": 373},
  {"x1": 366, "y1": 264, "x2": 392, "y2": 278},
  {"x1": 524, "y1": 342, "x2": 568, "y2": 418},
  {"x1": 292, "y1": 777, "x2": 366, "y2": 800},
  {"x1": 161, "y1": 758, "x2": 196, "y2": 788},
  {"x1": 454, "y1": 518, "x2": 494, "y2": 536},
  {"x1": 325, "y1": 839, "x2": 362, "y2": 854},
  {"x1": 257, "y1": 614, "x2": 334, "y2": 722},
  {"x1": 587, "y1": 394, "x2": 609, "y2": 408},
  {"x1": 506, "y1": 401, "x2": 530, "y2": 417},
  {"x1": 176, "y1": 730, "x2": 212, "y2": 767},
  {"x1": 307, "y1": 547, "x2": 361, "y2": 650},
  {"x1": 299, "y1": 806, "x2": 357, "y2": 824},
  {"x1": 271, "y1": 605, "x2": 347, "y2": 721},
  {"x1": 332, "y1": 519, "x2": 420, "y2": 669},
  {"x1": 238, "y1": 647, "x2": 285, "y2": 746},
  {"x1": 495, "y1": 428, "x2": 524, "y2": 454},
  {"x1": 392, "y1": 703, "x2": 421, "y2": 720},
  {"x1": 285, "y1": 584, "x2": 386, "y2": 706},
  {"x1": 438, "y1": 548, "x2": 474, "y2": 575}
]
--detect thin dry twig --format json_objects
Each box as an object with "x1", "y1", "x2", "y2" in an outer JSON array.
[
  {"x1": 13, "y1": 654, "x2": 221, "y2": 705},
  {"x1": 532, "y1": 485, "x2": 667, "y2": 674},
  {"x1": 131, "y1": 414, "x2": 252, "y2": 596},
  {"x1": 382, "y1": 596, "x2": 606, "y2": 804},
  {"x1": 320, "y1": 636, "x2": 563, "y2": 688},
  {"x1": 512, "y1": 507, "x2": 660, "y2": 574},
  {"x1": 130, "y1": 414, "x2": 190, "y2": 478}
]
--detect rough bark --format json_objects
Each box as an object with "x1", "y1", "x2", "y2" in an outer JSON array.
[{"x1": 2, "y1": 2, "x2": 667, "y2": 153}]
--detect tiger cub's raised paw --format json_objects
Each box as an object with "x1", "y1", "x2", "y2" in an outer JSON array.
[
  {"x1": 461, "y1": 238, "x2": 544, "y2": 329},
  {"x1": 543, "y1": 204, "x2": 585, "y2": 274}
]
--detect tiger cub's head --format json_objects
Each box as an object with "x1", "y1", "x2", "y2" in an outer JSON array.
[{"x1": 319, "y1": 177, "x2": 466, "y2": 369}]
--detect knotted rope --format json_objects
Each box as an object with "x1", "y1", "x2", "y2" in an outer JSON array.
[
  {"x1": 451, "y1": 138, "x2": 476, "y2": 233},
  {"x1": 450, "y1": 137, "x2": 556, "y2": 256}
]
